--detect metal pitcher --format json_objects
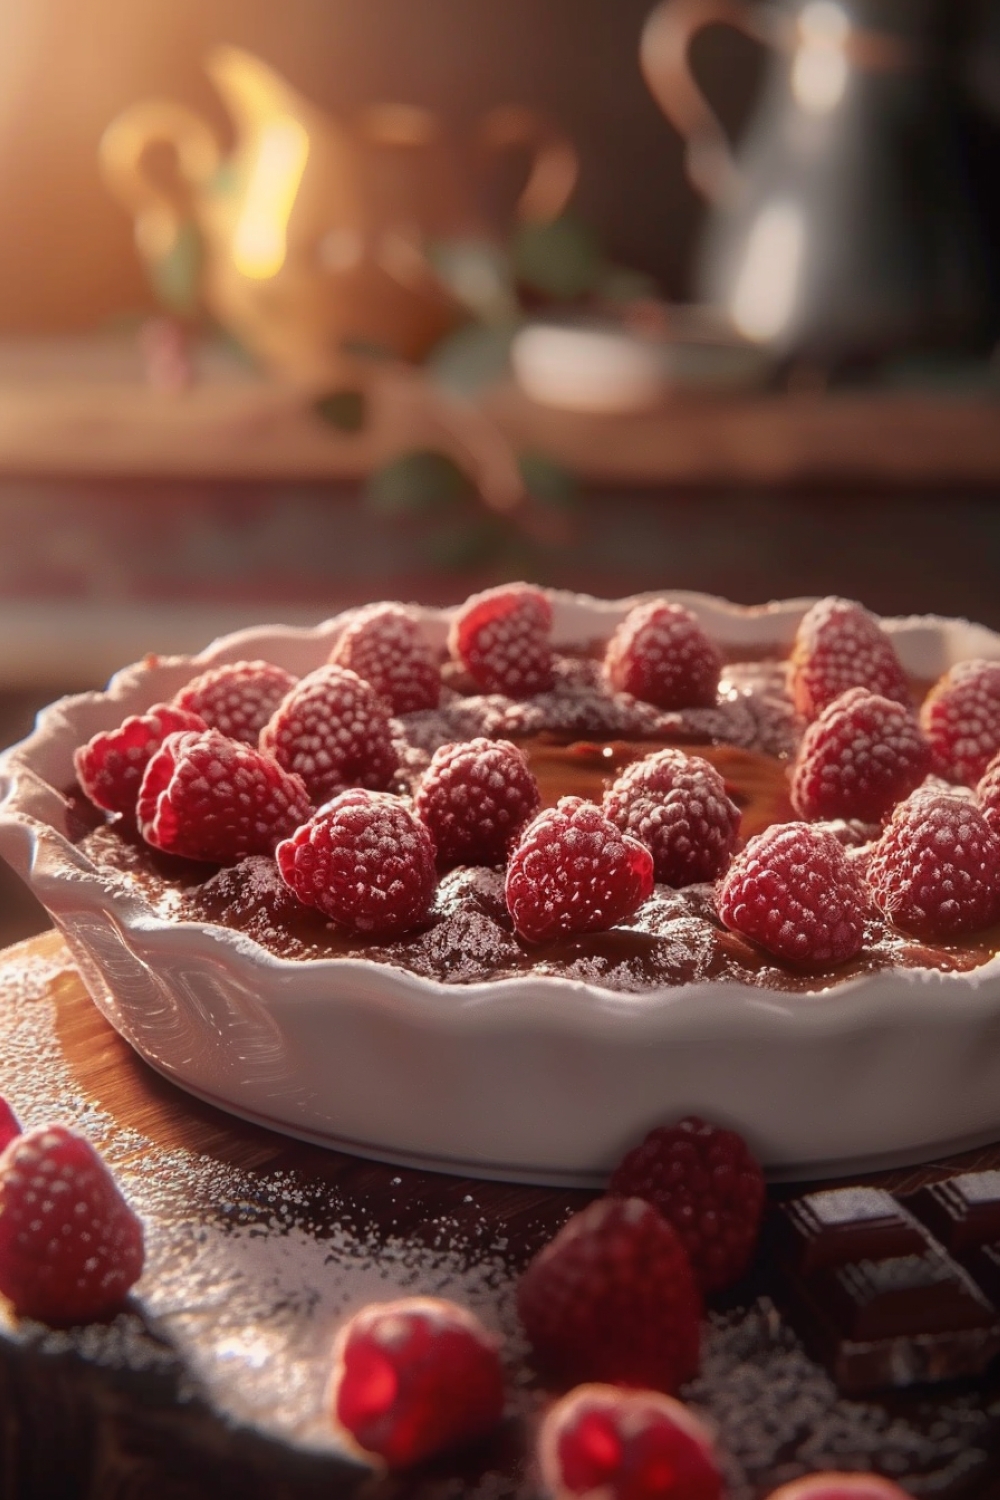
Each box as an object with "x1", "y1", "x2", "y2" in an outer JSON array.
[{"x1": 641, "y1": 0, "x2": 991, "y2": 364}]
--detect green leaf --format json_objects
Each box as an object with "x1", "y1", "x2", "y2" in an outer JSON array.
[
  {"x1": 427, "y1": 322, "x2": 518, "y2": 396},
  {"x1": 149, "y1": 219, "x2": 202, "y2": 316},
  {"x1": 597, "y1": 264, "x2": 660, "y2": 304},
  {"x1": 511, "y1": 215, "x2": 605, "y2": 301},
  {"x1": 518, "y1": 451, "x2": 579, "y2": 509},
  {"x1": 366, "y1": 450, "x2": 476, "y2": 519},
  {"x1": 428, "y1": 238, "x2": 518, "y2": 321},
  {"x1": 313, "y1": 389, "x2": 368, "y2": 433}
]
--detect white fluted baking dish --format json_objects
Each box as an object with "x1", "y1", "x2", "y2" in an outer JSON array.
[{"x1": 2, "y1": 590, "x2": 1000, "y2": 1185}]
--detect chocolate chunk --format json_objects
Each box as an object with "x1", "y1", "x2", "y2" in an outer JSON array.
[
  {"x1": 789, "y1": 1249, "x2": 1000, "y2": 1394},
  {"x1": 775, "y1": 1186, "x2": 926, "y2": 1273},
  {"x1": 906, "y1": 1170, "x2": 1000, "y2": 1253},
  {"x1": 816, "y1": 1251, "x2": 995, "y2": 1339}
]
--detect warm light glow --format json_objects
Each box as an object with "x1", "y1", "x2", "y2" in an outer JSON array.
[
  {"x1": 233, "y1": 118, "x2": 310, "y2": 280},
  {"x1": 792, "y1": 1, "x2": 850, "y2": 115},
  {"x1": 730, "y1": 201, "x2": 805, "y2": 342}
]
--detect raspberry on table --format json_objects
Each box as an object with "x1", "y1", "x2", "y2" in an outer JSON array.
[
  {"x1": 330, "y1": 603, "x2": 441, "y2": 715},
  {"x1": 765, "y1": 1476, "x2": 913, "y2": 1500},
  {"x1": 789, "y1": 598, "x2": 910, "y2": 720},
  {"x1": 866, "y1": 791, "x2": 1000, "y2": 940},
  {"x1": 0, "y1": 1124, "x2": 144, "y2": 1325},
  {"x1": 0, "y1": 1097, "x2": 20, "y2": 1154},
  {"x1": 919, "y1": 658, "x2": 1000, "y2": 785},
  {"x1": 790, "y1": 687, "x2": 931, "y2": 823},
  {"x1": 604, "y1": 600, "x2": 722, "y2": 711},
  {"x1": 517, "y1": 1196, "x2": 701, "y2": 1393},
  {"x1": 538, "y1": 1384, "x2": 723, "y2": 1500},
  {"x1": 137, "y1": 728, "x2": 312, "y2": 863},
  {"x1": 74, "y1": 703, "x2": 207, "y2": 817},
  {"x1": 449, "y1": 584, "x2": 554, "y2": 697},
  {"x1": 414, "y1": 738, "x2": 540, "y2": 867},
  {"x1": 603, "y1": 749, "x2": 740, "y2": 887},
  {"x1": 174, "y1": 660, "x2": 298, "y2": 744},
  {"x1": 505, "y1": 797, "x2": 654, "y2": 944},
  {"x1": 259, "y1": 664, "x2": 398, "y2": 804},
  {"x1": 717, "y1": 822, "x2": 868, "y2": 967},
  {"x1": 276, "y1": 789, "x2": 437, "y2": 937},
  {"x1": 609, "y1": 1116, "x2": 765, "y2": 1295},
  {"x1": 330, "y1": 1296, "x2": 505, "y2": 1467}
]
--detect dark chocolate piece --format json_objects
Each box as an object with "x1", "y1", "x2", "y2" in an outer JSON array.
[
  {"x1": 963, "y1": 1241, "x2": 1000, "y2": 1306},
  {"x1": 906, "y1": 1170, "x2": 1000, "y2": 1253},
  {"x1": 775, "y1": 1186, "x2": 925, "y2": 1273},
  {"x1": 789, "y1": 1249, "x2": 1000, "y2": 1394}
]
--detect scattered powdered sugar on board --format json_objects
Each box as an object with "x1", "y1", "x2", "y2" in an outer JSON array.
[{"x1": 0, "y1": 940, "x2": 997, "y2": 1496}]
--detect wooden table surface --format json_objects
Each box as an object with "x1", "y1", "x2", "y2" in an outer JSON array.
[{"x1": 2, "y1": 930, "x2": 999, "y2": 1500}]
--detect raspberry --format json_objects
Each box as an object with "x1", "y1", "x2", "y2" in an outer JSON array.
[
  {"x1": 790, "y1": 688, "x2": 931, "y2": 823},
  {"x1": 330, "y1": 1296, "x2": 505, "y2": 1467},
  {"x1": 0, "y1": 1125, "x2": 144, "y2": 1325},
  {"x1": 919, "y1": 659, "x2": 1000, "y2": 784},
  {"x1": 538, "y1": 1384, "x2": 722, "y2": 1500},
  {"x1": 766, "y1": 1477, "x2": 912, "y2": 1500},
  {"x1": 0, "y1": 1097, "x2": 20, "y2": 1153},
  {"x1": 330, "y1": 604, "x2": 441, "y2": 715},
  {"x1": 609, "y1": 1117, "x2": 765, "y2": 1294},
  {"x1": 789, "y1": 598, "x2": 910, "y2": 720},
  {"x1": 505, "y1": 797, "x2": 654, "y2": 944},
  {"x1": 866, "y1": 792, "x2": 1000, "y2": 940},
  {"x1": 259, "y1": 664, "x2": 398, "y2": 804},
  {"x1": 517, "y1": 1196, "x2": 701, "y2": 1392},
  {"x1": 976, "y1": 749, "x2": 1000, "y2": 838},
  {"x1": 717, "y1": 822, "x2": 867, "y2": 967},
  {"x1": 174, "y1": 660, "x2": 298, "y2": 744},
  {"x1": 137, "y1": 729, "x2": 312, "y2": 863},
  {"x1": 603, "y1": 750, "x2": 740, "y2": 887},
  {"x1": 276, "y1": 790, "x2": 437, "y2": 937},
  {"x1": 414, "y1": 738, "x2": 540, "y2": 866},
  {"x1": 449, "y1": 584, "x2": 554, "y2": 696},
  {"x1": 604, "y1": 601, "x2": 722, "y2": 711},
  {"x1": 74, "y1": 703, "x2": 207, "y2": 817}
]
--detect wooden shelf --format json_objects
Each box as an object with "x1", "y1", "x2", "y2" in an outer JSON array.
[{"x1": 0, "y1": 335, "x2": 997, "y2": 487}]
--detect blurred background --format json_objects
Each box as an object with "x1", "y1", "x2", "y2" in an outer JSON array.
[{"x1": 1, "y1": 0, "x2": 999, "y2": 940}]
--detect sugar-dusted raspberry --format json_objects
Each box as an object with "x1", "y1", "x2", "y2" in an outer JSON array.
[
  {"x1": 919, "y1": 659, "x2": 1000, "y2": 785},
  {"x1": 414, "y1": 738, "x2": 540, "y2": 867},
  {"x1": 517, "y1": 1196, "x2": 701, "y2": 1393},
  {"x1": 506, "y1": 797, "x2": 654, "y2": 944},
  {"x1": 609, "y1": 1116, "x2": 765, "y2": 1295},
  {"x1": 174, "y1": 660, "x2": 298, "y2": 744},
  {"x1": 0, "y1": 1097, "x2": 20, "y2": 1154},
  {"x1": 330, "y1": 603, "x2": 440, "y2": 715},
  {"x1": 766, "y1": 1477, "x2": 912, "y2": 1500},
  {"x1": 0, "y1": 1124, "x2": 144, "y2": 1325},
  {"x1": 538, "y1": 1384, "x2": 723, "y2": 1500},
  {"x1": 137, "y1": 728, "x2": 312, "y2": 863},
  {"x1": 74, "y1": 703, "x2": 206, "y2": 817},
  {"x1": 789, "y1": 598, "x2": 910, "y2": 720},
  {"x1": 605, "y1": 601, "x2": 722, "y2": 712},
  {"x1": 717, "y1": 822, "x2": 867, "y2": 967},
  {"x1": 603, "y1": 749, "x2": 740, "y2": 887},
  {"x1": 330, "y1": 1296, "x2": 505, "y2": 1467},
  {"x1": 866, "y1": 792, "x2": 1000, "y2": 940},
  {"x1": 790, "y1": 687, "x2": 931, "y2": 823},
  {"x1": 276, "y1": 790, "x2": 437, "y2": 937},
  {"x1": 259, "y1": 664, "x2": 398, "y2": 804},
  {"x1": 449, "y1": 584, "x2": 554, "y2": 696},
  {"x1": 977, "y1": 749, "x2": 1000, "y2": 838}
]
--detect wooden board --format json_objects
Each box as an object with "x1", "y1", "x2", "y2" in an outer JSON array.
[
  {"x1": 1, "y1": 930, "x2": 1000, "y2": 1499},
  {"x1": 0, "y1": 335, "x2": 998, "y2": 487}
]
